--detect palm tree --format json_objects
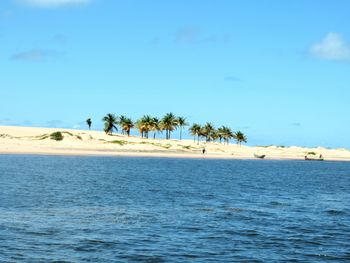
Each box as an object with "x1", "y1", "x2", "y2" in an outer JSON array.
[
  {"x1": 102, "y1": 113, "x2": 118, "y2": 135},
  {"x1": 118, "y1": 115, "x2": 127, "y2": 135},
  {"x1": 150, "y1": 117, "x2": 161, "y2": 139},
  {"x1": 86, "y1": 118, "x2": 92, "y2": 130},
  {"x1": 136, "y1": 115, "x2": 153, "y2": 138},
  {"x1": 161, "y1": 113, "x2": 178, "y2": 140},
  {"x1": 202, "y1": 122, "x2": 216, "y2": 142},
  {"x1": 135, "y1": 119, "x2": 145, "y2": 138},
  {"x1": 223, "y1": 126, "x2": 234, "y2": 145},
  {"x1": 216, "y1": 126, "x2": 225, "y2": 143},
  {"x1": 119, "y1": 116, "x2": 134, "y2": 136},
  {"x1": 217, "y1": 126, "x2": 234, "y2": 145},
  {"x1": 177, "y1": 116, "x2": 188, "y2": 140},
  {"x1": 234, "y1": 131, "x2": 247, "y2": 146},
  {"x1": 189, "y1": 123, "x2": 201, "y2": 143}
]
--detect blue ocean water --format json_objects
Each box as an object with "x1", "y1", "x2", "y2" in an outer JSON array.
[{"x1": 0, "y1": 155, "x2": 349, "y2": 262}]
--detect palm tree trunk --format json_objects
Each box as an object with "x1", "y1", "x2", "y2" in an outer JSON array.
[{"x1": 180, "y1": 127, "x2": 182, "y2": 140}]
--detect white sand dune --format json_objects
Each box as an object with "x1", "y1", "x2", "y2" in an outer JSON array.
[{"x1": 1, "y1": 125, "x2": 349, "y2": 161}]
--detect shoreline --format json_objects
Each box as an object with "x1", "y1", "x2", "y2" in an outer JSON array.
[
  {"x1": 1, "y1": 125, "x2": 350, "y2": 162},
  {"x1": 0, "y1": 148, "x2": 257, "y2": 159},
  {"x1": 1, "y1": 149, "x2": 350, "y2": 162}
]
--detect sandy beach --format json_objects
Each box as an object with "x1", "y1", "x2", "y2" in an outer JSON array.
[{"x1": 1, "y1": 125, "x2": 349, "y2": 161}]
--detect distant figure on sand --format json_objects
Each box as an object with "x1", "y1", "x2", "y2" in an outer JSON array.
[{"x1": 202, "y1": 147, "x2": 206, "y2": 155}]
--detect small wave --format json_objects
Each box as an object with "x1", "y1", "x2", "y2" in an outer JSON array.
[
  {"x1": 25, "y1": 228, "x2": 60, "y2": 236},
  {"x1": 241, "y1": 230, "x2": 259, "y2": 237},
  {"x1": 197, "y1": 207, "x2": 214, "y2": 212},
  {"x1": 269, "y1": 201, "x2": 288, "y2": 206},
  {"x1": 325, "y1": 209, "x2": 347, "y2": 216},
  {"x1": 119, "y1": 254, "x2": 166, "y2": 262},
  {"x1": 85, "y1": 239, "x2": 108, "y2": 244},
  {"x1": 179, "y1": 254, "x2": 201, "y2": 259},
  {"x1": 180, "y1": 226, "x2": 203, "y2": 232},
  {"x1": 74, "y1": 246, "x2": 98, "y2": 252},
  {"x1": 82, "y1": 239, "x2": 118, "y2": 249},
  {"x1": 304, "y1": 253, "x2": 347, "y2": 260},
  {"x1": 225, "y1": 207, "x2": 244, "y2": 212},
  {"x1": 303, "y1": 239, "x2": 323, "y2": 246}
]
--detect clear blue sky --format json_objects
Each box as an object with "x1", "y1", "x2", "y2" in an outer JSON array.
[{"x1": 1, "y1": 0, "x2": 350, "y2": 147}]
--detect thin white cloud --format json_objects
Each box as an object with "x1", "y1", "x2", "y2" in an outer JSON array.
[
  {"x1": 52, "y1": 34, "x2": 67, "y2": 45},
  {"x1": 174, "y1": 27, "x2": 230, "y2": 45},
  {"x1": 175, "y1": 27, "x2": 200, "y2": 44},
  {"x1": 224, "y1": 75, "x2": 240, "y2": 82},
  {"x1": 310, "y1": 32, "x2": 350, "y2": 61},
  {"x1": 45, "y1": 120, "x2": 64, "y2": 127},
  {"x1": 10, "y1": 49, "x2": 59, "y2": 61},
  {"x1": 17, "y1": 0, "x2": 90, "y2": 8},
  {"x1": 0, "y1": 10, "x2": 13, "y2": 18}
]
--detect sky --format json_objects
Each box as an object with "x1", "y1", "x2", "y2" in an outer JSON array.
[{"x1": 1, "y1": 0, "x2": 350, "y2": 148}]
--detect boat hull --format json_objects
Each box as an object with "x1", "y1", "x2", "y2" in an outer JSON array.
[
  {"x1": 304, "y1": 157, "x2": 324, "y2": 161},
  {"x1": 254, "y1": 154, "x2": 266, "y2": 159}
]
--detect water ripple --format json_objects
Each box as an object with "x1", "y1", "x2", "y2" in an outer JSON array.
[{"x1": 0, "y1": 155, "x2": 349, "y2": 262}]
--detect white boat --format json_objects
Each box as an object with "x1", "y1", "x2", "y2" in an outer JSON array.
[{"x1": 304, "y1": 153, "x2": 324, "y2": 161}]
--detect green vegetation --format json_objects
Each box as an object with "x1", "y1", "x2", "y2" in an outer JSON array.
[
  {"x1": 110, "y1": 140, "x2": 128, "y2": 146},
  {"x1": 161, "y1": 112, "x2": 178, "y2": 140},
  {"x1": 45, "y1": 131, "x2": 82, "y2": 140},
  {"x1": 0, "y1": 134, "x2": 21, "y2": 139},
  {"x1": 235, "y1": 131, "x2": 247, "y2": 146},
  {"x1": 98, "y1": 112, "x2": 247, "y2": 145},
  {"x1": 136, "y1": 141, "x2": 173, "y2": 149},
  {"x1": 150, "y1": 117, "x2": 161, "y2": 139},
  {"x1": 202, "y1": 122, "x2": 216, "y2": 142},
  {"x1": 177, "y1": 116, "x2": 188, "y2": 140},
  {"x1": 37, "y1": 134, "x2": 49, "y2": 140},
  {"x1": 136, "y1": 115, "x2": 153, "y2": 139},
  {"x1": 189, "y1": 123, "x2": 235, "y2": 145},
  {"x1": 50, "y1": 132, "x2": 64, "y2": 141},
  {"x1": 102, "y1": 113, "x2": 118, "y2": 135},
  {"x1": 119, "y1": 115, "x2": 134, "y2": 136},
  {"x1": 189, "y1": 123, "x2": 201, "y2": 143},
  {"x1": 61, "y1": 131, "x2": 73, "y2": 136}
]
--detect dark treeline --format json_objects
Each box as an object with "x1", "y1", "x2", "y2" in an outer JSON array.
[{"x1": 86, "y1": 113, "x2": 247, "y2": 145}]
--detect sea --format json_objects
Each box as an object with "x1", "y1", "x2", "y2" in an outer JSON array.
[{"x1": 0, "y1": 155, "x2": 349, "y2": 262}]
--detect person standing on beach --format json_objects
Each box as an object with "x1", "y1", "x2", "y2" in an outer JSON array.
[
  {"x1": 86, "y1": 118, "x2": 92, "y2": 130},
  {"x1": 202, "y1": 147, "x2": 206, "y2": 155}
]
